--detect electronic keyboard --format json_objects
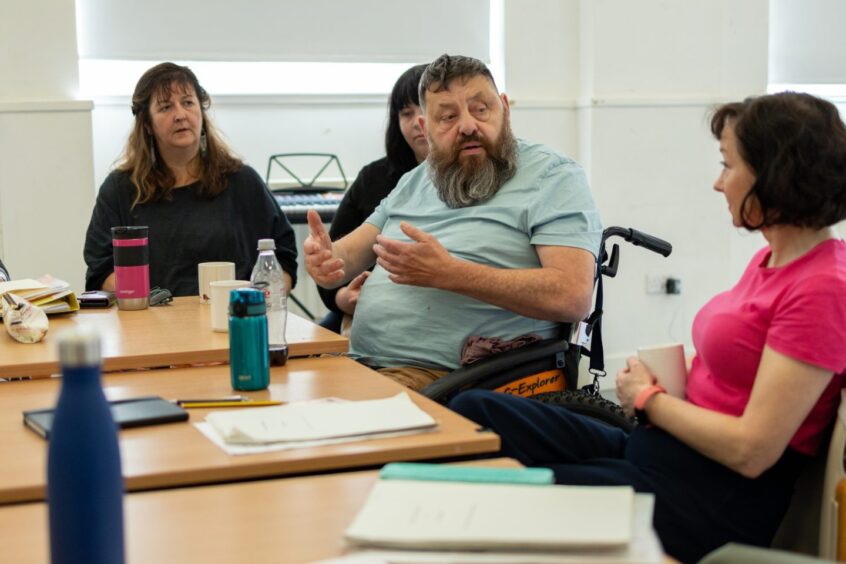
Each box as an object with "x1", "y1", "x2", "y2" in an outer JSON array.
[{"x1": 274, "y1": 191, "x2": 344, "y2": 224}]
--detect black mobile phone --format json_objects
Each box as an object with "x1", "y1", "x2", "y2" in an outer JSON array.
[
  {"x1": 23, "y1": 396, "x2": 189, "y2": 439},
  {"x1": 78, "y1": 290, "x2": 116, "y2": 308}
]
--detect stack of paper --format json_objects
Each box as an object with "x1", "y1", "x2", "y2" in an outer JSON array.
[
  {"x1": 344, "y1": 480, "x2": 634, "y2": 551},
  {"x1": 0, "y1": 276, "x2": 79, "y2": 315},
  {"x1": 322, "y1": 494, "x2": 662, "y2": 563},
  {"x1": 204, "y1": 393, "x2": 437, "y2": 446}
]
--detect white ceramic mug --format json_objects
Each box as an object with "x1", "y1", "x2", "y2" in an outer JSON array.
[
  {"x1": 198, "y1": 262, "x2": 236, "y2": 304},
  {"x1": 210, "y1": 280, "x2": 251, "y2": 332},
  {"x1": 637, "y1": 343, "x2": 687, "y2": 399}
]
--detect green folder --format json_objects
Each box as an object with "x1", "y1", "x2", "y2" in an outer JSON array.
[{"x1": 380, "y1": 462, "x2": 554, "y2": 485}]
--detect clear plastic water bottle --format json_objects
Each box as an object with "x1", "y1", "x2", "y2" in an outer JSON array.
[
  {"x1": 250, "y1": 238, "x2": 288, "y2": 366},
  {"x1": 48, "y1": 328, "x2": 124, "y2": 564}
]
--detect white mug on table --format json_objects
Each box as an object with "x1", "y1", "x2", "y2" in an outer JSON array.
[
  {"x1": 210, "y1": 280, "x2": 251, "y2": 332},
  {"x1": 198, "y1": 262, "x2": 236, "y2": 304}
]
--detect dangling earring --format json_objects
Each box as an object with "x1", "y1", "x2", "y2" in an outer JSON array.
[
  {"x1": 200, "y1": 130, "x2": 208, "y2": 159},
  {"x1": 149, "y1": 136, "x2": 157, "y2": 166}
]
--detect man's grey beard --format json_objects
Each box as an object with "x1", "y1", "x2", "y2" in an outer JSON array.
[{"x1": 427, "y1": 122, "x2": 518, "y2": 209}]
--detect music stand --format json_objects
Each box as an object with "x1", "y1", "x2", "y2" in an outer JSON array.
[
  {"x1": 265, "y1": 153, "x2": 348, "y2": 193},
  {"x1": 265, "y1": 153, "x2": 349, "y2": 321}
]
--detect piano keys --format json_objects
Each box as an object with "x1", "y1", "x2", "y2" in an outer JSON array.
[{"x1": 274, "y1": 191, "x2": 344, "y2": 224}]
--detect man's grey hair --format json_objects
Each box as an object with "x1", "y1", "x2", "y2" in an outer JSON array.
[{"x1": 418, "y1": 54, "x2": 499, "y2": 109}]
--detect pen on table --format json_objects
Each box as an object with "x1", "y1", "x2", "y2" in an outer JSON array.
[
  {"x1": 174, "y1": 395, "x2": 245, "y2": 406},
  {"x1": 178, "y1": 400, "x2": 284, "y2": 409}
]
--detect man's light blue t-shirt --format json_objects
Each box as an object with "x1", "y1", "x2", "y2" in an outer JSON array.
[{"x1": 349, "y1": 139, "x2": 603, "y2": 371}]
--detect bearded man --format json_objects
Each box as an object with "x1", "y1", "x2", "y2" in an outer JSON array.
[{"x1": 304, "y1": 54, "x2": 602, "y2": 390}]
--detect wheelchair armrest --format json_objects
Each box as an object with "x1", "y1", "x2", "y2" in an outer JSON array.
[{"x1": 421, "y1": 338, "x2": 569, "y2": 404}]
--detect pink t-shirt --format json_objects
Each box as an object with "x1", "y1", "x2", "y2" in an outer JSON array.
[{"x1": 686, "y1": 239, "x2": 846, "y2": 456}]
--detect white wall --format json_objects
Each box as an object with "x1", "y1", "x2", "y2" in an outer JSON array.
[
  {"x1": 584, "y1": 0, "x2": 769, "y2": 386},
  {"x1": 504, "y1": 0, "x2": 770, "y2": 387},
  {"x1": 82, "y1": 1, "x2": 821, "y2": 391},
  {"x1": 505, "y1": 0, "x2": 580, "y2": 160},
  {"x1": 91, "y1": 96, "x2": 390, "y2": 190},
  {"x1": 5, "y1": 0, "x2": 841, "y2": 388},
  {"x1": 769, "y1": 0, "x2": 846, "y2": 84},
  {"x1": 0, "y1": 0, "x2": 836, "y2": 382},
  {"x1": 0, "y1": 0, "x2": 95, "y2": 291}
]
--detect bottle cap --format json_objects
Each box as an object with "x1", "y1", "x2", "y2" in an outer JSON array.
[
  {"x1": 257, "y1": 239, "x2": 276, "y2": 251},
  {"x1": 229, "y1": 288, "x2": 267, "y2": 317},
  {"x1": 111, "y1": 226, "x2": 148, "y2": 239},
  {"x1": 56, "y1": 327, "x2": 102, "y2": 367}
]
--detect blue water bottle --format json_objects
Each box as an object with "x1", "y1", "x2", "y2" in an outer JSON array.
[
  {"x1": 47, "y1": 328, "x2": 124, "y2": 564},
  {"x1": 229, "y1": 288, "x2": 270, "y2": 391}
]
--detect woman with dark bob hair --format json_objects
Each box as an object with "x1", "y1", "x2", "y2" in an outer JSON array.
[
  {"x1": 449, "y1": 92, "x2": 846, "y2": 562},
  {"x1": 316, "y1": 63, "x2": 429, "y2": 331},
  {"x1": 84, "y1": 62, "x2": 297, "y2": 297}
]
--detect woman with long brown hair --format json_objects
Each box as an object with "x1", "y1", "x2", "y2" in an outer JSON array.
[{"x1": 84, "y1": 62, "x2": 297, "y2": 296}]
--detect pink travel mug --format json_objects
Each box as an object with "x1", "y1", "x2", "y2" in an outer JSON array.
[{"x1": 111, "y1": 226, "x2": 150, "y2": 310}]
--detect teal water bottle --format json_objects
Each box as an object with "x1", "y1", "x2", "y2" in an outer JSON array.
[{"x1": 229, "y1": 288, "x2": 270, "y2": 391}]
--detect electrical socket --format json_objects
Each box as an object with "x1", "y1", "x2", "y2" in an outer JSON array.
[
  {"x1": 646, "y1": 275, "x2": 682, "y2": 295},
  {"x1": 646, "y1": 275, "x2": 666, "y2": 295},
  {"x1": 666, "y1": 277, "x2": 682, "y2": 295}
]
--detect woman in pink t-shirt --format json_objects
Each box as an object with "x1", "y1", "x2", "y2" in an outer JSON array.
[{"x1": 449, "y1": 92, "x2": 846, "y2": 563}]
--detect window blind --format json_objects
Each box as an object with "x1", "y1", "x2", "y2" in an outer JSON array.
[
  {"x1": 76, "y1": 0, "x2": 490, "y2": 63},
  {"x1": 769, "y1": 0, "x2": 846, "y2": 84}
]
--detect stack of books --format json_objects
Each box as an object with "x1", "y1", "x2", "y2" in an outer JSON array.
[{"x1": 0, "y1": 275, "x2": 79, "y2": 315}]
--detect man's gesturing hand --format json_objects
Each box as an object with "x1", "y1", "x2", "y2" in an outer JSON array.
[
  {"x1": 335, "y1": 271, "x2": 370, "y2": 314},
  {"x1": 373, "y1": 221, "x2": 455, "y2": 288},
  {"x1": 303, "y1": 209, "x2": 345, "y2": 287}
]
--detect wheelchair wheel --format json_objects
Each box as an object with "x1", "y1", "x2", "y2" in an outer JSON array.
[{"x1": 531, "y1": 390, "x2": 635, "y2": 433}]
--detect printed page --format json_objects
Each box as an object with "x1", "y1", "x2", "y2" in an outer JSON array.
[
  {"x1": 206, "y1": 393, "x2": 437, "y2": 444},
  {"x1": 344, "y1": 481, "x2": 634, "y2": 551},
  {"x1": 323, "y1": 495, "x2": 661, "y2": 563},
  {"x1": 0, "y1": 276, "x2": 71, "y2": 303},
  {"x1": 0, "y1": 279, "x2": 47, "y2": 295}
]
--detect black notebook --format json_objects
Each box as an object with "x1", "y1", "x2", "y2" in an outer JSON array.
[{"x1": 23, "y1": 396, "x2": 189, "y2": 439}]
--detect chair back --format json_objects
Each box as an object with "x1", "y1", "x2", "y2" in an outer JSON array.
[
  {"x1": 820, "y1": 389, "x2": 846, "y2": 559},
  {"x1": 837, "y1": 478, "x2": 846, "y2": 560},
  {"x1": 771, "y1": 389, "x2": 845, "y2": 558}
]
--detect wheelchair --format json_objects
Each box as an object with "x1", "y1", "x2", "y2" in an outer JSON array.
[{"x1": 420, "y1": 226, "x2": 673, "y2": 432}]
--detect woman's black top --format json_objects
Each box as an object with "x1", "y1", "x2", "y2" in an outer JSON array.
[
  {"x1": 317, "y1": 157, "x2": 412, "y2": 313},
  {"x1": 84, "y1": 165, "x2": 298, "y2": 297}
]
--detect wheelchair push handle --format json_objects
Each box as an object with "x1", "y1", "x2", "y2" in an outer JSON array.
[
  {"x1": 627, "y1": 228, "x2": 672, "y2": 257},
  {"x1": 602, "y1": 227, "x2": 672, "y2": 257}
]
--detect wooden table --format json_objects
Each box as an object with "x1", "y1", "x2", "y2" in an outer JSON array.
[
  {"x1": 0, "y1": 356, "x2": 499, "y2": 504},
  {"x1": 0, "y1": 459, "x2": 519, "y2": 564},
  {"x1": 0, "y1": 296, "x2": 348, "y2": 379}
]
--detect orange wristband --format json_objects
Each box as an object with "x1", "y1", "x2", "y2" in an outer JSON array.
[{"x1": 634, "y1": 384, "x2": 666, "y2": 426}]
